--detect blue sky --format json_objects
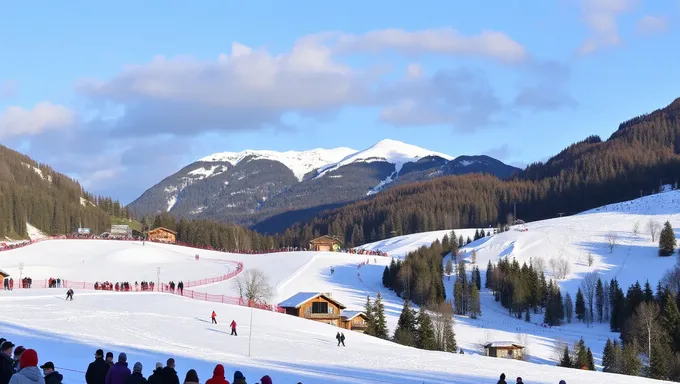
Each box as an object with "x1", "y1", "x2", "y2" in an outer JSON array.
[{"x1": 1, "y1": 0, "x2": 679, "y2": 204}]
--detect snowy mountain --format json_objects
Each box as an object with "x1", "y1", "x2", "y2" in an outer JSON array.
[{"x1": 128, "y1": 139, "x2": 519, "y2": 232}]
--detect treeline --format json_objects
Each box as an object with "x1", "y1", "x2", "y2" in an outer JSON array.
[
  {"x1": 0, "y1": 144, "x2": 125, "y2": 238},
  {"x1": 558, "y1": 337, "x2": 595, "y2": 371},
  {"x1": 146, "y1": 213, "x2": 278, "y2": 251},
  {"x1": 279, "y1": 97, "x2": 680, "y2": 247}
]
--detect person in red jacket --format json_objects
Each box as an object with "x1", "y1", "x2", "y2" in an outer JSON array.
[
  {"x1": 205, "y1": 364, "x2": 229, "y2": 384},
  {"x1": 211, "y1": 311, "x2": 217, "y2": 324},
  {"x1": 230, "y1": 320, "x2": 237, "y2": 336}
]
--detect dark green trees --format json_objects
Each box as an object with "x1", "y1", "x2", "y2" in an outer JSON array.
[{"x1": 659, "y1": 221, "x2": 677, "y2": 256}]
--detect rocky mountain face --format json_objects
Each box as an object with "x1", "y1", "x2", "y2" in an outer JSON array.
[{"x1": 127, "y1": 139, "x2": 520, "y2": 233}]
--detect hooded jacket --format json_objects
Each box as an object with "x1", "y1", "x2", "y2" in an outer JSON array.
[
  {"x1": 0, "y1": 353, "x2": 14, "y2": 384},
  {"x1": 232, "y1": 371, "x2": 245, "y2": 384},
  {"x1": 105, "y1": 362, "x2": 131, "y2": 384},
  {"x1": 44, "y1": 371, "x2": 63, "y2": 384},
  {"x1": 259, "y1": 376, "x2": 271, "y2": 384},
  {"x1": 205, "y1": 365, "x2": 229, "y2": 384},
  {"x1": 8, "y1": 367, "x2": 45, "y2": 384}
]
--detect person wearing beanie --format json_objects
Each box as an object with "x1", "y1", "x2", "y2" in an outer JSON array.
[
  {"x1": 104, "y1": 353, "x2": 130, "y2": 384},
  {"x1": 258, "y1": 375, "x2": 271, "y2": 384},
  {"x1": 40, "y1": 362, "x2": 62, "y2": 384},
  {"x1": 159, "y1": 359, "x2": 179, "y2": 384},
  {"x1": 105, "y1": 353, "x2": 114, "y2": 368},
  {"x1": 497, "y1": 373, "x2": 506, "y2": 384},
  {"x1": 0, "y1": 341, "x2": 15, "y2": 384},
  {"x1": 124, "y1": 363, "x2": 146, "y2": 384},
  {"x1": 205, "y1": 364, "x2": 229, "y2": 384},
  {"x1": 12, "y1": 347, "x2": 25, "y2": 373},
  {"x1": 147, "y1": 364, "x2": 163, "y2": 384},
  {"x1": 232, "y1": 371, "x2": 246, "y2": 384},
  {"x1": 86, "y1": 349, "x2": 110, "y2": 384},
  {"x1": 8, "y1": 349, "x2": 44, "y2": 384},
  {"x1": 183, "y1": 370, "x2": 198, "y2": 384}
]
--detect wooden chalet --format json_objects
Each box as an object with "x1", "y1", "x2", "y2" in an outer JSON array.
[
  {"x1": 0, "y1": 269, "x2": 9, "y2": 286},
  {"x1": 340, "y1": 311, "x2": 369, "y2": 333},
  {"x1": 148, "y1": 227, "x2": 177, "y2": 243},
  {"x1": 309, "y1": 235, "x2": 342, "y2": 252},
  {"x1": 278, "y1": 292, "x2": 347, "y2": 326},
  {"x1": 483, "y1": 342, "x2": 525, "y2": 360}
]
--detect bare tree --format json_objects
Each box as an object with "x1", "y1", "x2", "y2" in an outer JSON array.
[
  {"x1": 604, "y1": 232, "x2": 618, "y2": 253},
  {"x1": 532, "y1": 256, "x2": 546, "y2": 274},
  {"x1": 430, "y1": 302, "x2": 454, "y2": 350},
  {"x1": 234, "y1": 269, "x2": 273, "y2": 305},
  {"x1": 550, "y1": 256, "x2": 571, "y2": 279},
  {"x1": 647, "y1": 220, "x2": 661, "y2": 242},
  {"x1": 471, "y1": 250, "x2": 477, "y2": 264},
  {"x1": 587, "y1": 253, "x2": 594, "y2": 267},
  {"x1": 632, "y1": 221, "x2": 640, "y2": 236},
  {"x1": 631, "y1": 302, "x2": 662, "y2": 359},
  {"x1": 581, "y1": 272, "x2": 598, "y2": 323},
  {"x1": 516, "y1": 333, "x2": 530, "y2": 361}
]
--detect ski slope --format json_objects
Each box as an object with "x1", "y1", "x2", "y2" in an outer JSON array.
[{"x1": 356, "y1": 228, "x2": 486, "y2": 258}]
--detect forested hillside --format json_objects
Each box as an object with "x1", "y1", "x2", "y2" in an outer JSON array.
[
  {"x1": 280, "y1": 97, "x2": 680, "y2": 247},
  {"x1": 0, "y1": 144, "x2": 130, "y2": 239}
]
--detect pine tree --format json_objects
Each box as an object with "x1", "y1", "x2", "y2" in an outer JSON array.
[
  {"x1": 649, "y1": 341, "x2": 671, "y2": 380},
  {"x1": 416, "y1": 309, "x2": 437, "y2": 350},
  {"x1": 373, "y1": 293, "x2": 388, "y2": 339},
  {"x1": 470, "y1": 285, "x2": 481, "y2": 319},
  {"x1": 453, "y1": 279, "x2": 464, "y2": 315},
  {"x1": 364, "y1": 296, "x2": 376, "y2": 336},
  {"x1": 596, "y1": 278, "x2": 604, "y2": 323},
  {"x1": 659, "y1": 221, "x2": 677, "y2": 256},
  {"x1": 575, "y1": 338, "x2": 588, "y2": 369},
  {"x1": 485, "y1": 260, "x2": 493, "y2": 289},
  {"x1": 559, "y1": 345, "x2": 572, "y2": 367},
  {"x1": 663, "y1": 291, "x2": 680, "y2": 352},
  {"x1": 575, "y1": 288, "x2": 586, "y2": 322},
  {"x1": 382, "y1": 266, "x2": 390, "y2": 288},
  {"x1": 586, "y1": 347, "x2": 595, "y2": 371},
  {"x1": 445, "y1": 259, "x2": 454, "y2": 278},
  {"x1": 442, "y1": 311, "x2": 457, "y2": 352},
  {"x1": 621, "y1": 343, "x2": 641, "y2": 376},
  {"x1": 564, "y1": 292, "x2": 574, "y2": 323},
  {"x1": 474, "y1": 267, "x2": 481, "y2": 291},
  {"x1": 524, "y1": 309, "x2": 531, "y2": 322},
  {"x1": 602, "y1": 339, "x2": 613, "y2": 372},
  {"x1": 393, "y1": 298, "x2": 417, "y2": 346}
]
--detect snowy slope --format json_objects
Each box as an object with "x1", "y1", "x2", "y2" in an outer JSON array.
[
  {"x1": 199, "y1": 147, "x2": 357, "y2": 181},
  {"x1": 356, "y1": 228, "x2": 486, "y2": 258},
  {"x1": 315, "y1": 139, "x2": 454, "y2": 178}
]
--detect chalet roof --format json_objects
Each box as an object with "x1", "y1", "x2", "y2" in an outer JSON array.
[
  {"x1": 484, "y1": 341, "x2": 524, "y2": 349},
  {"x1": 149, "y1": 227, "x2": 177, "y2": 235},
  {"x1": 0, "y1": 269, "x2": 9, "y2": 278},
  {"x1": 278, "y1": 292, "x2": 346, "y2": 309},
  {"x1": 341, "y1": 310, "x2": 366, "y2": 320},
  {"x1": 309, "y1": 235, "x2": 342, "y2": 245}
]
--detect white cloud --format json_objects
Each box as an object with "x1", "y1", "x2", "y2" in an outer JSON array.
[
  {"x1": 577, "y1": 0, "x2": 635, "y2": 55},
  {"x1": 333, "y1": 28, "x2": 527, "y2": 63},
  {"x1": 0, "y1": 102, "x2": 76, "y2": 138},
  {"x1": 636, "y1": 15, "x2": 668, "y2": 35}
]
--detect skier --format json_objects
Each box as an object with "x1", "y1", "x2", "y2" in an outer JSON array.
[
  {"x1": 66, "y1": 289, "x2": 74, "y2": 301},
  {"x1": 340, "y1": 332, "x2": 345, "y2": 346},
  {"x1": 211, "y1": 311, "x2": 217, "y2": 324},
  {"x1": 335, "y1": 332, "x2": 341, "y2": 346},
  {"x1": 230, "y1": 320, "x2": 237, "y2": 336}
]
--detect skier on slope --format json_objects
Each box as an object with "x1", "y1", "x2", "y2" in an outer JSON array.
[
  {"x1": 65, "y1": 289, "x2": 74, "y2": 301},
  {"x1": 230, "y1": 320, "x2": 237, "y2": 336},
  {"x1": 211, "y1": 311, "x2": 217, "y2": 324}
]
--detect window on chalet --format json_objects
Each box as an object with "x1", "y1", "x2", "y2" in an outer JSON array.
[{"x1": 312, "y1": 302, "x2": 329, "y2": 314}]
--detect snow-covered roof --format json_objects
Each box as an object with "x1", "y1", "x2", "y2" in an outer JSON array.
[
  {"x1": 0, "y1": 269, "x2": 9, "y2": 277},
  {"x1": 277, "y1": 292, "x2": 346, "y2": 309},
  {"x1": 341, "y1": 311, "x2": 366, "y2": 320},
  {"x1": 484, "y1": 341, "x2": 524, "y2": 349}
]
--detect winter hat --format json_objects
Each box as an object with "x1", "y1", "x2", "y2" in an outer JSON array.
[
  {"x1": 500, "y1": 373, "x2": 505, "y2": 380},
  {"x1": 184, "y1": 369, "x2": 199, "y2": 383},
  {"x1": 19, "y1": 349, "x2": 38, "y2": 368},
  {"x1": 106, "y1": 352, "x2": 114, "y2": 359},
  {"x1": 95, "y1": 349, "x2": 104, "y2": 357},
  {"x1": 234, "y1": 371, "x2": 245, "y2": 381},
  {"x1": 260, "y1": 375, "x2": 272, "y2": 384},
  {"x1": 155, "y1": 362, "x2": 163, "y2": 370},
  {"x1": 559, "y1": 381, "x2": 566, "y2": 384},
  {"x1": 1, "y1": 341, "x2": 14, "y2": 352},
  {"x1": 212, "y1": 364, "x2": 225, "y2": 378},
  {"x1": 118, "y1": 353, "x2": 127, "y2": 363},
  {"x1": 133, "y1": 362, "x2": 143, "y2": 373},
  {"x1": 14, "y1": 346, "x2": 25, "y2": 356}
]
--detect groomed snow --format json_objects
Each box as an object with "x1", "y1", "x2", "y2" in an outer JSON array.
[
  {"x1": 315, "y1": 139, "x2": 455, "y2": 178},
  {"x1": 198, "y1": 147, "x2": 357, "y2": 181},
  {"x1": 356, "y1": 228, "x2": 487, "y2": 258}
]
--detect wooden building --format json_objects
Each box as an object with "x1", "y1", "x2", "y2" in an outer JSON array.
[
  {"x1": 340, "y1": 311, "x2": 369, "y2": 333},
  {"x1": 483, "y1": 342, "x2": 525, "y2": 360},
  {"x1": 148, "y1": 227, "x2": 177, "y2": 243},
  {"x1": 309, "y1": 235, "x2": 342, "y2": 252},
  {"x1": 0, "y1": 269, "x2": 9, "y2": 286},
  {"x1": 278, "y1": 292, "x2": 347, "y2": 326}
]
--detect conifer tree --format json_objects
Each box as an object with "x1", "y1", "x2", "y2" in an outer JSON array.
[
  {"x1": 364, "y1": 296, "x2": 376, "y2": 336},
  {"x1": 470, "y1": 285, "x2": 481, "y2": 319},
  {"x1": 564, "y1": 292, "x2": 574, "y2": 323},
  {"x1": 524, "y1": 309, "x2": 530, "y2": 322},
  {"x1": 373, "y1": 292, "x2": 388, "y2": 339},
  {"x1": 485, "y1": 260, "x2": 493, "y2": 289},
  {"x1": 663, "y1": 291, "x2": 680, "y2": 352},
  {"x1": 453, "y1": 279, "x2": 464, "y2": 315},
  {"x1": 441, "y1": 309, "x2": 457, "y2": 353},
  {"x1": 382, "y1": 266, "x2": 390, "y2": 288},
  {"x1": 466, "y1": 236, "x2": 472, "y2": 245},
  {"x1": 659, "y1": 221, "x2": 677, "y2": 257},
  {"x1": 602, "y1": 339, "x2": 614, "y2": 372},
  {"x1": 575, "y1": 288, "x2": 586, "y2": 322},
  {"x1": 474, "y1": 267, "x2": 482, "y2": 291},
  {"x1": 458, "y1": 235, "x2": 464, "y2": 250},
  {"x1": 595, "y1": 278, "x2": 604, "y2": 323},
  {"x1": 393, "y1": 298, "x2": 417, "y2": 346},
  {"x1": 559, "y1": 345, "x2": 572, "y2": 367},
  {"x1": 575, "y1": 338, "x2": 588, "y2": 369},
  {"x1": 621, "y1": 343, "x2": 641, "y2": 376},
  {"x1": 416, "y1": 309, "x2": 437, "y2": 350},
  {"x1": 445, "y1": 259, "x2": 454, "y2": 279},
  {"x1": 586, "y1": 347, "x2": 595, "y2": 371},
  {"x1": 649, "y1": 341, "x2": 671, "y2": 380}
]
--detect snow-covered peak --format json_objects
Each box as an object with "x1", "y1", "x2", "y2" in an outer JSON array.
[
  {"x1": 316, "y1": 139, "x2": 454, "y2": 178},
  {"x1": 198, "y1": 147, "x2": 357, "y2": 181}
]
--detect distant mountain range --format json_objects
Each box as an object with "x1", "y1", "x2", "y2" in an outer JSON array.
[{"x1": 127, "y1": 139, "x2": 520, "y2": 233}]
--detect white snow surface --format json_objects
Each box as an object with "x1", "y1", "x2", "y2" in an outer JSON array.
[
  {"x1": 2, "y1": 191, "x2": 679, "y2": 383},
  {"x1": 356, "y1": 228, "x2": 486, "y2": 258},
  {"x1": 315, "y1": 139, "x2": 454, "y2": 178},
  {"x1": 198, "y1": 147, "x2": 357, "y2": 181}
]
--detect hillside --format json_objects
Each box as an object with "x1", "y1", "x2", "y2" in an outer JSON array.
[
  {"x1": 282, "y1": 97, "x2": 680, "y2": 247},
  {"x1": 0, "y1": 143, "x2": 129, "y2": 239},
  {"x1": 127, "y1": 139, "x2": 519, "y2": 233}
]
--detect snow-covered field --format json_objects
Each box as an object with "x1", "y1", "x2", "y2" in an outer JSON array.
[
  {"x1": 356, "y1": 227, "x2": 485, "y2": 258},
  {"x1": 2, "y1": 190, "x2": 679, "y2": 383}
]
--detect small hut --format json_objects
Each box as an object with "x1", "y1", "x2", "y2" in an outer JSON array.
[
  {"x1": 309, "y1": 235, "x2": 342, "y2": 252},
  {"x1": 341, "y1": 311, "x2": 369, "y2": 333},
  {"x1": 148, "y1": 227, "x2": 177, "y2": 243},
  {"x1": 0, "y1": 269, "x2": 9, "y2": 286},
  {"x1": 483, "y1": 342, "x2": 525, "y2": 360}
]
